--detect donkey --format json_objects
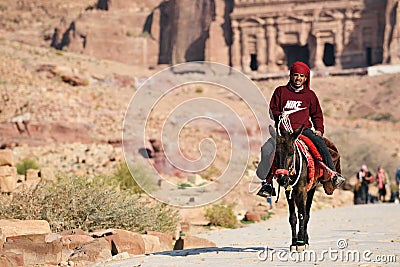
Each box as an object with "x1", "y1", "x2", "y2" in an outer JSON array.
[{"x1": 274, "y1": 126, "x2": 330, "y2": 251}]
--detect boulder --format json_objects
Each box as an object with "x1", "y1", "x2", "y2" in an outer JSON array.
[
  {"x1": 60, "y1": 234, "x2": 95, "y2": 262},
  {"x1": 0, "y1": 166, "x2": 18, "y2": 193},
  {"x1": 60, "y1": 73, "x2": 89, "y2": 87},
  {"x1": 180, "y1": 236, "x2": 216, "y2": 249},
  {"x1": 25, "y1": 169, "x2": 40, "y2": 181},
  {"x1": 3, "y1": 238, "x2": 62, "y2": 266},
  {"x1": 0, "y1": 149, "x2": 14, "y2": 167},
  {"x1": 0, "y1": 220, "x2": 51, "y2": 243},
  {"x1": 61, "y1": 234, "x2": 95, "y2": 250},
  {"x1": 45, "y1": 233, "x2": 62, "y2": 243},
  {"x1": 6, "y1": 234, "x2": 46, "y2": 243},
  {"x1": 60, "y1": 229, "x2": 87, "y2": 236},
  {"x1": 146, "y1": 231, "x2": 173, "y2": 251},
  {"x1": 0, "y1": 252, "x2": 24, "y2": 267},
  {"x1": 39, "y1": 167, "x2": 56, "y2": 181},
  {"x1": 244, "y1": 211, "x2": 261, "y2": 222},
  {"x1": 104, "y1": 229, "x2": 145, "y2": 255},
  {"x1": 68, "y1": 238, "x2": 111, "y2": 263},
  {"x1": 141, "y1": 234, "x2": 161, "y2": 254}
]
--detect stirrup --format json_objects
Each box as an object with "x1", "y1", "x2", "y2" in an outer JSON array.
[
  {"x1": 257, "y1": 183, "x2": 276, "y2": 197},
  {"x1": 332, "y1": 173, "x2": 345, "y2": 188}
]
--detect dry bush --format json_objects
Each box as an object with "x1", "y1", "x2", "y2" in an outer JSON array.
[
  {"x1": 0, "y1": 176, "x2": 179, "y2": 234},
  {"x1": 205, "y1": 203, "x2": 237, "y2": 229}
]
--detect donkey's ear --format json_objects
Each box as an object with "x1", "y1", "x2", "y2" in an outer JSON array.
[{"x1": 292, "y1": 125, "x2": 304, "y2": 139}]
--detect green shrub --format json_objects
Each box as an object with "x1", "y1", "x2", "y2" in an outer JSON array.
[
  {"x1": 16, "y1": 158, "x2": 40, "y2": 175},
  {"x1": 0, "y1": 176, "x2": 179, "y2": 234},
  {"x1": 240, "y1": 219, "x2": 255, "y2": 224},
  {"x1": 100, "y1": 162, "x2": 154, "y2": 195},
  {"x1": 205, "y1": 203, "x2": 237, "y2": 229},
  {"x1": 261, "y1": 213, "x2": 272, "y2": 220},
  {"x1": 177, "y1": 182, "x2": 192, "y2": 189}
]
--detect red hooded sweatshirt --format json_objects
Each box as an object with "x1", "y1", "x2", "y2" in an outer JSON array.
[{"x1": 269, "y1": 62, "x2": 324, "y2": 134}]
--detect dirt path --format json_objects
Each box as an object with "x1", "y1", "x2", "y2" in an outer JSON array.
[{"x1": 93, "y1": 203, "x2": 399, "y2": 266}]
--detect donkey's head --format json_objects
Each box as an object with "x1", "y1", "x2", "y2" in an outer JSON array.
[{"x1": 275, "y1": 126, "x2": 303, "y2": 188}]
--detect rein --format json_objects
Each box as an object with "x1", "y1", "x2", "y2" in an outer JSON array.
[
  {"x1": 275, "y1": 115, "x2": 304, "y2": 201},
  {"x1": 275, "y1": 142, "x2": 303, "y2": 200}
]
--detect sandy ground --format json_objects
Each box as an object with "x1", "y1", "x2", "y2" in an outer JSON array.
[{"x1": 93, "y1": 203, "x2": 400, "y2": 267}]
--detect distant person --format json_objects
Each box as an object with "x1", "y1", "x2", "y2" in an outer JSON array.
[
  {"x1": 353, "y1": 175, "x2": 362, "y2": 205},
  {"x1": 389, "y1": 180, "x2": 399, "y2": 203},
  {"x1": 376, "y1": 166, "x2": 388, "y2": 202},
  {"x1": 396, "y1": 166, "x2": 400, "y2": 186},
  {"x1": 393, "y1": 166, "x2": 400, "y2": 203},
  {"x1": 357, "y1": 164, "x2": 373, "y2": 204}
]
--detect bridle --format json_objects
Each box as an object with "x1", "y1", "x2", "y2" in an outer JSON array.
[{"x1": 275, "y1": 115, "x2": 304, "y2": 200}]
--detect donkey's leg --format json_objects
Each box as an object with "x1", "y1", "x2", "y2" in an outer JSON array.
[
  {"x1": 286, "y1": 192, "x2": 297, "y2": 251},
  {"x1": 304, "y1": 187, "x2": 316, "y2": 248},
  {"x1": 294, "y1": 189, "x2": 307, "y2": 250}
]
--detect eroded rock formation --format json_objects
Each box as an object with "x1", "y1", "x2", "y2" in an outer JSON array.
[{"x1": 51, "y1": 0, "x2": 400, "y2": 73}]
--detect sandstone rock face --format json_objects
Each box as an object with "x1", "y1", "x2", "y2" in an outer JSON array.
[
  {"x1": 51, "y1": 0, "x2": 400, "y2": 74},
  {"x1": 171, "y1": 0, "x2": 215, "y2": 64},
  {"x1": 383, "y1": 0, "x2": 400, "y2": 64},
  {"x1": 205, "y1": 0, "x2": 232, "y2": 64},
  {"x1": 51, "y1": 3, "x2": 159, "y2": 67}
]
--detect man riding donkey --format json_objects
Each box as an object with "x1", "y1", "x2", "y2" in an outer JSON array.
[{"x1": 256, "y1": 61, "x2": 345, "y2": 197}]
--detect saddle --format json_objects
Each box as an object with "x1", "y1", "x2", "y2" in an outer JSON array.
[{"x1": 297, "y1": 135, "x2": 341, "y2": 195}]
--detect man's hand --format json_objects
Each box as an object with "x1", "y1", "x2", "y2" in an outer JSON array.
[
  {"x1": 281, "y1": 111, "x2": 289, "y2": 120},
  {"x1": 314, "y1": 130, "x2": 322, "y2": 137}
]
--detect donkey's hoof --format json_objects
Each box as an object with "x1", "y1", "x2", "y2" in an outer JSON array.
[
  {"x1": 290, "y1": 245, "x2": 297, "y2": 251},
  {"x1": 296, "y1": 245, "x2": 306, "y2": 252}
]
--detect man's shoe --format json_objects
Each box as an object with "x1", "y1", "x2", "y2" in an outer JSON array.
[
  {"x1": 257, "y1": 183, "x2": 276, "y2": 197},
  {"x1": 332, "y1": 174, "x2": 345, "y2": 189}
]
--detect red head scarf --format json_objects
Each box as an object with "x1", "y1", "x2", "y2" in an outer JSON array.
[{"x1": 290, "y1": 61, "x2": 310, "y2": 88}]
